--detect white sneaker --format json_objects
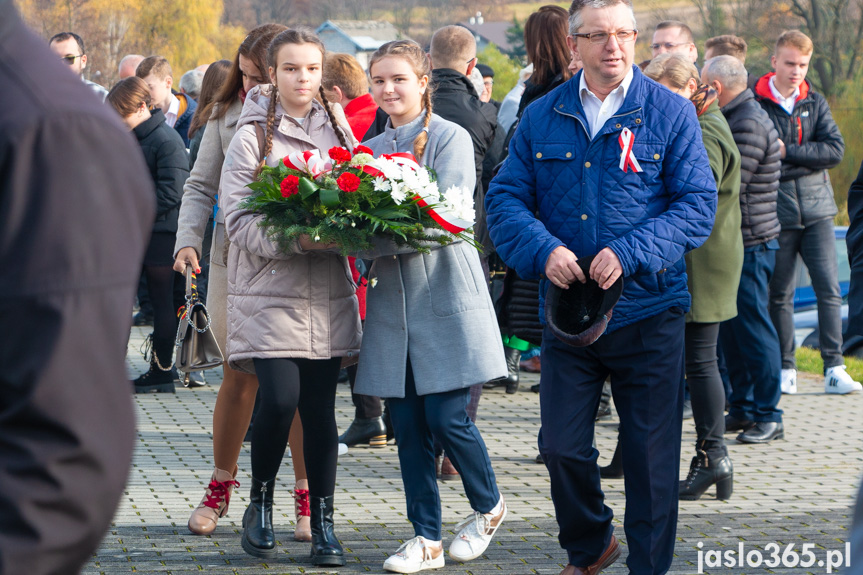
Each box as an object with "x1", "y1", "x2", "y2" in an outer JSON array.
[
  {"x1": 825, "y1": 366, "x2": 862, "y2": 394},
  {"x1": 448, "y1": 496, "x2": 507, "y2": 562},
  {"x1": 781, "y1": 368, "x2": 797, "y2": 394},
  {"x1": 338, "y1": 443, "x2": 349, "y2": 456},
  {"x1": 383, "y1": 536, "x2": 444, "y2": 573}
]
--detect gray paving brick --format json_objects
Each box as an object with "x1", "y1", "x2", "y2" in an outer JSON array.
[{"x1": 82, "y1": 326, "x2": 863, "y2": 573}]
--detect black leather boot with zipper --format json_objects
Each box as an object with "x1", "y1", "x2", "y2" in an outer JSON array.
[
  {"x1": 309, "y1": 495, "x2": 345, "y2": 566},
  {"x1": 241, "y1": 477, "x2": 276, "y2": 558}
]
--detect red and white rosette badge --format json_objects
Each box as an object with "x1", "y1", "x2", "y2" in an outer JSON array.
[
  {"x1": 282, "y1": 149, "x2": 333, "y2": 177},
  {"x1": 618, "y1": 127, "x2": 643, "y2": 173},
  {"x1": 384, "y1": 153, "x2": 474, "y2": 234}
]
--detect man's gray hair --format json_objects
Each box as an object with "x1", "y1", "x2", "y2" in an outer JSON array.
[
  {"x1": 179, "y1": 69, "x2": 205, "y2": 100},
  {"x1": 568, "y1": 0, "x2": 637, "y2": 35},
  {"x1": 703, "y1": 55, "x2": 748, "y2": 91}
]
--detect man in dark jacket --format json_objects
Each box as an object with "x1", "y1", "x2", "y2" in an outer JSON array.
[
  {"x1": 429, "y1": 25, "x2": 498, "y2": 259},
  {"x1": 703, "y1": 55, "x2": 785, "y2": 443},
  {"x1": 136, "y1": 55, "x2": 197, "y2": 147},
  {"x1": 0, "y1": 1, "x2": 155, "y2": 572},
  {"x1": 486, "y1": 1, "x2": 717, "y2": 572},
  {"x1": 755, "y1": 30, "x2": 860, "y2": 396}
]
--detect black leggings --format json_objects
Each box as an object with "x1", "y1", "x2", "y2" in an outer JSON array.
[
  {"x1": 144, "y1": 265, "x2": 178, "y2": 346},
  {"x1": 685, "y1": 322, "x2": 726, "y2": 459},
  {"x1": 251, "y1": 357, "x2": 342, "y2": 496}
]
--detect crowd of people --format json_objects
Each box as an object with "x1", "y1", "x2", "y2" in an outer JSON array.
[{"x1": 3, "y1": 0, "x2": 863, "y2": 573}]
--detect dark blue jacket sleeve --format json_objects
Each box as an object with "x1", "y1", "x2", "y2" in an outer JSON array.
[{"x1": 485, "y1": 108, "x2": 565, "y2": 280}]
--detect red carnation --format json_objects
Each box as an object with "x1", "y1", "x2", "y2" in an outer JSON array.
[
  {"x1": 336, "y1": 172, "x2": 361, "y2": 193},
  {"x1": 328, "y1": 146, "x2": 352, "y2": 163},
  {"x1": 353, "y1": 144, "x2": 373, "y2": 155},
  {"x1": 280, "y1": 175, "x2": 300, "y2": 198}
]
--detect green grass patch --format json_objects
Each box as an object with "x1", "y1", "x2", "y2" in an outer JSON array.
[{"x1": 796, "y1": 346, "x2": 863, "y2": 381}]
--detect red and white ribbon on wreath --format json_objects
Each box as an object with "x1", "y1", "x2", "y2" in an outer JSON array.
[
  {"x1": 618, "y1": 127, "x2": 643, "y2": 173},
  {"x1": 282, "y1": 149, "x2": 332, "y2": 177}
]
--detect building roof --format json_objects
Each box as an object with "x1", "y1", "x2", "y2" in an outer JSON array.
[
  {"x1": 316, "y1": 20, "x2": 400, "y2": 51},
  {"x1": 459, "y1": 20, "x2": 515, "y2": 53}
]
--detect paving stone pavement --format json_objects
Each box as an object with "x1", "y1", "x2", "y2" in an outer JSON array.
[{"x1": 86, "y1": 326, "x2": 863, "y2": 574}]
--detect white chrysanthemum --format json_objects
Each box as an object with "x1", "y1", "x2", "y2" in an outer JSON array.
[
  {"x1": 376, "y1": 158, "x2": 403, "y2": 180},
  {"x1": 400, "y1": 168, "x2": 423, "y2": 194},
  {"x1": 373, "y1": 176, "x2": 391, "y2": 192},
  {"x1": 442, "y1": 185, "x2": 476, "y2": 223},
  {"x1": 416, "y1": 167, "x2": 432, "y2": 187},
  {"x1": 417, "y1": 181, "x2": 440, "y2": 204},
  {"x1": 390, "y1": 181, "x2": 407, "y2": 204},
  {"x1": 349, "y1": 153, "x2": 374, "y2": 167}
]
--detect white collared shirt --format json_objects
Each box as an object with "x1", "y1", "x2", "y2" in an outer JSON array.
[
  {"x1": 579, "y1": 67, "x2": 634, "y2": 139},
  {"x1": 163, "y1": 94, "x2": 181, "y2": 128},
  {"x1": 768, "y1": 76, "x2": 799, "y2": 115}
]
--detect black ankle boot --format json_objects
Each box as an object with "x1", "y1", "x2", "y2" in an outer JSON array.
[
  {"x1": 338, "y1": 416, "x2": 387, "y2": 447},
  {"x1": 504, "y1": 346, "x2": 521, "y2": 394},
  {"x1": 679, "y1": 450, "x2": 733, "y2": 501},
  {"x1": 309, "y1": 495, "x2": 345, "y2": 566},
  {"x1": 133, "y1": 335, "x2": 176, "y2": 393},
  {"x1": 599, "y1": 440, "x2": 623, "y2": 479},
  {"x1": 241, "y1": 477, "x2": 276, "y2": 558}
]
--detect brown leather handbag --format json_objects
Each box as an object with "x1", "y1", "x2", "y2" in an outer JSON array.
[{"x1": 175, "y1": 266, "x2": 223, "y2": 373}]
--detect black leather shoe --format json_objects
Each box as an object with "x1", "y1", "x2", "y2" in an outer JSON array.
[
  {"x1": 241, "y1": 477, "x2": 276, "y2": 558},
  {"x1": 725, "y1": 414, "x2": 755, "y2": 433},
  {"x1": 338, "y1": 416, "x2": 387, "y2": 447},
  {"x1": 600, "y1": 441, "x2": 623, "y2": 479},
  {"x1": 679, "y1": 452, "x2": 733, "y2": 500},
  {"x1": 133, "y1": 310, "x2": 153, "y2": 326},
  {"x1": 737, "y1": 421, "x2": 784, "y2": 444},
  {"x1": 309, "y1": 495, "x2": 346, "y2": 566}
]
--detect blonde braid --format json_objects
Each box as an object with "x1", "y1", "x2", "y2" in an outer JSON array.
[
  {"x1": 319, "y1": 85, "x2": 350, "y2": 149},
  {"x1": 254, "y1": 85, "x2": 278, "y2": 178},
  {"x1": 413, "y1": 89, "x2": 433, "y2": 160}
]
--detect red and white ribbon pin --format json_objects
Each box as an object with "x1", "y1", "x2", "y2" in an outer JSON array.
[{"x1": 618, "y1": 127, "x2": 643, "y2": 173}]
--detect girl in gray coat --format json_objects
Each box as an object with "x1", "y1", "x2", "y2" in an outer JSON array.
[{"x1": 358, "y1": 40, "x2": 508, "y2": 574}]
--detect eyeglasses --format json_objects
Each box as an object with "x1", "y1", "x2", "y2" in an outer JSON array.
[
  {"x1": 483, "y1": 80, "x2": 494, "y2": 87},
  {"x1": 61, "y1": 54, "x2": 84, "y2": 65},
  {"x1": 572, "y1": 29, "x2": 637, "y2": 45},
  {"x1": 650, "y1": 41, "x2": 692, "y2": 51}
]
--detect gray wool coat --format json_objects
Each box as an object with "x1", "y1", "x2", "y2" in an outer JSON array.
[{"x1": 354, "y1": 113, "x2": 507, "y2": 398}]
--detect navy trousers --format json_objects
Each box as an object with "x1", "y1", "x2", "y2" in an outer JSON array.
[
  {"x1": 388, "y1": 359, "x2": 500, "y2": 541},
  {"x1": 720, "y1": 240, "x2": 783, "y2": 423},
  {"x1": 539, "y1": 307, "x2": 685, "y2": 575}
]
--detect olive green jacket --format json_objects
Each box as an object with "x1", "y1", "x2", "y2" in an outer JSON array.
[{"x1": 686, "y1": 100, "x2": 743, "y2": 323}]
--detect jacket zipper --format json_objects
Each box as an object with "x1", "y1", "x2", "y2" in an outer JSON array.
[{"x1": 261, "y1": 483, "x2": 267, "y2": 528}]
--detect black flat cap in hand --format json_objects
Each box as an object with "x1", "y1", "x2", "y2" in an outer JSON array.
[{"x1": 544, "y1": 254, "x2": 623, "y2": 347}]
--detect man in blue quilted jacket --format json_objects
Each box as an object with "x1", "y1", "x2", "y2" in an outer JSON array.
[{"x1": 485, "y1": 1, "x2": 717, "y2": 573}]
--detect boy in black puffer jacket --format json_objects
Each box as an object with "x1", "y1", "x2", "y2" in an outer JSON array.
[{"x1": 755, "y1": 30, "x2": 860, "y2": 396}]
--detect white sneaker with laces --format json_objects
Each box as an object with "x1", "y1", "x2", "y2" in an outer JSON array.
[
  {"x1": 780, "y1": 368, "x2": 797, "y2": 394},
  {"x1": 448, "y1": 497, "x2": 507, "y2": 562},
  {"x1": 825, "y1": 365, "x2": 862, "y2": 394},
  {"x1": 383, "y1": 536, "x2": 445, "y2": 573}
]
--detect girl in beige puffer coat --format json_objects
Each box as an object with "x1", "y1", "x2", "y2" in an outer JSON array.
[{"x1": 219, "y1": 28, "x2": 361, "y2": 566}]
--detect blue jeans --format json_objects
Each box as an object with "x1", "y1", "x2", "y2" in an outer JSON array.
[
  {"x1": 388, "y1": 360, "x2": 499, "y2": 541},
  {"x1": 769, "y1": 219, "x2": 844, "y2": 369},
  {"x1": 720, "y1": 240, "x2": 783, "y2": 423},
  {"x1": 539, "y1": 307, "x2": 685, "y2": 575}
]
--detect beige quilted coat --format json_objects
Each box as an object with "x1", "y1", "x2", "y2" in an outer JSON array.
[{"x1": 220, "y1": 84, "x2": 361, "y2": 373}]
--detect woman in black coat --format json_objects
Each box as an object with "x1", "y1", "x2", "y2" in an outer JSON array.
[{"x1": 107, "y1": 76, "x2": 190, "y2": 392}]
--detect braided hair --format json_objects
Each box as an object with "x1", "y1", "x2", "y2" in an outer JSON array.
[
  {"x1": 257, "y1": 28, "x2": 350, "y2": 176},
  {"x1": 368, "y1": 40, "x2": 434, "y2": 160}
]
